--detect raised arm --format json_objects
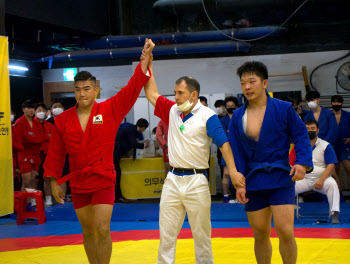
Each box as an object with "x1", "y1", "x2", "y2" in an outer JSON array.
[{"x1": 144, "y1": 55, "x2": 160, "y2": 107}]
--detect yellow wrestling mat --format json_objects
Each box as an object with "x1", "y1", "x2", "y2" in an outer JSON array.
[{"x1": 1, "y1": 237, "x2": 349, "y2": 264}]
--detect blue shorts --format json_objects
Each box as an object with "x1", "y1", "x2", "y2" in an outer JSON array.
[
  {"x1": 334, "y1": 146, "x2": 350, "y2": 161},
  {"x1": 245, "y1": 184, "x2": 295, "y2": 212}
]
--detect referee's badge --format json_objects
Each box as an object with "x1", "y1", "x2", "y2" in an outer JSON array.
[{"x1": 93, "y1": 114, "x2": 103, "y2": 124}]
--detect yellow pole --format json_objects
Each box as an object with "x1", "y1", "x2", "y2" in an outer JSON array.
[{"x1": 0, "y1": 36, "x2": 14, "y2": 216}]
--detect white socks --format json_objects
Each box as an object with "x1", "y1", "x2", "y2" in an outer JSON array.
[{"x1": 45, "y1": 196, "x2": 52, "y2": 205}]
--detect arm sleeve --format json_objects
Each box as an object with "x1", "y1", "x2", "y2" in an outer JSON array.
[
  {"x1": 43, "y1": 122, "x2": 68, "y2": 180},
  {"x1": 12, "y1": 124, "x2": 24, "y2": 151},
  {"x1": 154, "y1": 96, "x2": 176, "y2": 126},
  {"x1": 110, "y1": 62, "x2": 151, "y2": 125},
  {"x1": 287, "y1": 105, "x2": 313, "y2": 170},
  {"x1": 324, "y1": 144, "x2": 338, "y2": 165},
  {"x1": 127, "y1": 130, "x2": 145, "y2": 150},
  {"x1": 325, "y1": 113, "x2": 338, "y2": 145},
  {"x1": 220, "y1": 116, "x2": 229, "y2": 136},
  {"x1": 206, "y1": 114, "x2": 228, "y2": 148},
  {"x1": 156, "y1": 121, "x2": 167, "y2": 149},
  {"x1": 228, "y1": 112, "x2": 247, "y2": 176}
]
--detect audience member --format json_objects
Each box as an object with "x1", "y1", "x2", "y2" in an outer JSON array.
[
  {"x1": 214, "y1": 99, "x2": 226, "y2": 119},
  {"x1": 220, "y1": 96, "x2": 238, "y2": 203},
  {"x1": 289, "y1": 96, "x2": 307, "y2": 119},
  {"x1": 156, "y1": 119, "x2": 170, "y2": 175},
  {"x1": 14, "y1": 99, "x2": 46, "y2": 207},
  {"x1": 142, "y1": 127, "x2": 163, "y2": 158},
  {"x1": 331, "y1": 95, "x2": 350, "y2": 191},
  {"x1": 199, "y1": 96, "x2": 208, "y2": 106},
  {"x1": 114, "y1": 118, "x2": 150, "y2": 202},
  {"x1": 290, "y1": 119, "x2": 340, "y2": 224},
  {"x1": 303, "y1": 91, "x2": 338, "y2": 145},
  {"x1": 46, "y1": 100, "x2": 65, "y2": 125},
  {"x1": 35, "y1": 103, "x2": 54, "y2": 206}
]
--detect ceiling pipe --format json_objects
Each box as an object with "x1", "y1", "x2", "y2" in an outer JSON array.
[
  {"x1": 81, "y1": 26, "x2": 285, "y2": 49},
  {"x1": 37, "y1": 41, "x2": 250, "y2": 62}
]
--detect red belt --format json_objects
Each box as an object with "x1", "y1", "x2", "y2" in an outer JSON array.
[{"x1": 57, "y1": 165, "x2": 115, "y2": 185}]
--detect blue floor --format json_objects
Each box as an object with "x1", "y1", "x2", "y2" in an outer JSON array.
[{"x1": 1, "y1": 202, "x2": 350, "y2": 239}]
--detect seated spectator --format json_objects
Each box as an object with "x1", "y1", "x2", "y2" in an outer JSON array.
[
  {"x1": 331, "y1": 95, "x2": 350, "y2": 188},
  {"x1": 199, "y1": 96, "x2": 208, "y2": 106},
  {"x1": 142, "y1": 127, "x2": 163, "y2": 158},
  {"x1": 156, "y1": 119, "x2": 170, "y2": 176},
  {"x1": 290, "y1": 119, "x2": 340, "y2": 224},
  {"x1": 114, "y1": 118, "x2": 150, "y2": 202},
  {"x1": 303, "y1": 91, "x2": 338, "y2": 145},
  {"x1": 214, "y1": 99, "x2": 227, "y2": 119}
]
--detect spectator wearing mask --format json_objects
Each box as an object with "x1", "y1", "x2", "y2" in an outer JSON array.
[
  {"x1": 14, "y1": 100, "x2": 46, "y2": 207},
  {"x1": 199, "y1": 96, "x2": 208, "y2": 107},
  {"x1": 114, "y1": 118, "x2": 150, "y2": 202},
  {"x1": 220, "y1": 96, "x2": 238, "y2": 203},
  {"x1": 47, "y1": 100, "x2": 65, "y2": 125},
  {"x1": 290, "y1": 120, "x2": 340, "y2": 224},
  {"x1": 35, "y1": 103, "x2": 54, "y2": 206},
  {"x1": 289, "y1": 96, "x2": 307, "y2": 119},
  {"x1": 331, "y1": 95, "x2": 350, "y2": 189},
  {"x1": 214, "y1": 99, "x2": 227, "y2": 119},
  {"x1": 156, "y1": 119, "x2": 170, "y2": 176},
  {"x1": 303, "y1": 91, "x2": 338, "y2": 145},
  {"x1": 142, "y1": 127, "x2": 163, "y2": 158}
]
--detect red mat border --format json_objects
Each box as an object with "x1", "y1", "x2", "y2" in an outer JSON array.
[{"x1": 1, "y1": 227, "x2": 350, "y2": 252}]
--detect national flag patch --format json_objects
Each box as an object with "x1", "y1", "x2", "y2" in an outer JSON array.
[{"x1": 93, "y1": 114, "x2": 103, "y2": 124}]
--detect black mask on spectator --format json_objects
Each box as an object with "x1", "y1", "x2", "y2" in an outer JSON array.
[
  {"x1": 227, "y1": 108, "x2": 234, "y2": 114},
  {"x1": 294, "y1": 107, "x2": 298, "y2": 111},
  {"x1": 308, "y1": 131, "x2": 317, "y2": 140},
  {"x1": 332, "y1": 105, "x2": 342, "y2": 112}
]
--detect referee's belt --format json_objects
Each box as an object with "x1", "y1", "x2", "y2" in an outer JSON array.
[{"x1": 170, "y1": 167, "x2": 206, "y2": 174}]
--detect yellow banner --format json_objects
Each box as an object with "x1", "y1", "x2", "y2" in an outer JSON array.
[
  {"x1": 121, "y1": 156, "x2": 216, "y2": 199},
  {"x1": 0, "y1": 36, "x2": 14, "y2": 216}
]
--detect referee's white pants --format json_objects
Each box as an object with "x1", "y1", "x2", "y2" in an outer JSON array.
[
  {"x1": 295, "y1": 176, "x2": 340, "y2": 214},
  {"x1": 157, "y1": 172, "x2": 214, "y2": 264}
]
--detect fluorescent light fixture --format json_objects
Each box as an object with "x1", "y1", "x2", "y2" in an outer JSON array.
[{"x1": 8, "y1": 65, "x2": 29, "y2": 71}]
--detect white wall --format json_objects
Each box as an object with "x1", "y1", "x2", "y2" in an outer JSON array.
[
  {"x1": 42, "y1": 49, "x2": 350, "y2": 129},
  {"x1": 133, "y1": 49, "x2": 349, "y2": 98}
]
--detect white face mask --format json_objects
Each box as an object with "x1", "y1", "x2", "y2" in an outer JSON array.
[
  {"x1": 36, "y1": 112, "x2": 46, "y2": 120},
  {"x1": 151, "y1": 134, "x2": 156, "y2": 141},
  {"x1": 307, "y1": 101, "x2": 318, "y2": 110},
  {"x1": 11, "y1": 114, "x2": 15, "y2": 122},
  {"x1": 52, "y1": 107, "x2": 64, "y2": 116},
  {"x1": 216, "y1": 107, "x2": 224, "y2": 115}
]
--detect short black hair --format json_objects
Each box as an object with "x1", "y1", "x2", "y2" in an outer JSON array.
[
  {"x1": 51, "y1": 99, "x2": 64, "y2": 110},
  {"x1": 22, "y1": 99, "x2": 35, "y2": 109},
  {"x1": 35, "y1": 102, "x2": 46, "y2": 110},
  {"x1": 136, "y1": 118, "x2": 149, "y2": 129},
  {"x1": 74, "y1": 71, "x2": 96, "y2": 85},
  {"x1": 290, "y1": 96, "x2": 302, "y2": 105},
  {"x1": 237, "y1": 61, "x2": 268, "y2": 81},
  {"x1": 304, "y1": 119, "x2": 319, "y2": 128},
  {"x1": 214, "y1": 100, "x2": 225, "y2": 107},
  {"x1": 152, "y1": 127, "x2": 157, "y2": 134},
  {"x1": 198, "y1": 96, "x2": 208, "y2": 104},
  {"x1": 331, "y1": 95, "x2": 343, "y2": 103},
  {"x1": 175, "y1": 76, "x2": 200, "y2": 94},
  {"x1": 225, "y1": 96, "x2": 238, "y2": 107},
  {"x1": 305, "y1": 91, "x2": 320, "y2": 102}
]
